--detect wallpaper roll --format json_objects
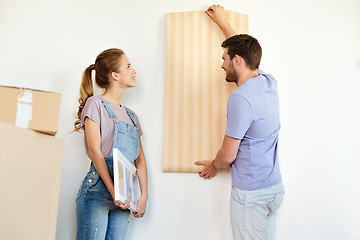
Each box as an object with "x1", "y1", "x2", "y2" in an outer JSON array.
[{"x1": 163, "y1": 10, "x2": 249, "y2": 172}]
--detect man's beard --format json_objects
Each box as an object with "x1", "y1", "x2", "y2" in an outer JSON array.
[{"x1": 225, "y1": 67, "x2": 238, "y2": 83}]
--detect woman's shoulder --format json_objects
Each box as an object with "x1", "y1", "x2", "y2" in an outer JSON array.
[
  {"x1": 122, "y1": 106, "x2": 138, "y2": 117},
  {"x1": 82, "y1": 96, "x2": 104, "y2": 117},
  {"x1": 84, "y1": 95, "x2": 102, "y2": 108},
  {"x1": 123, "y1": 105, "x2": 133, "y2": 113},
  {"x1": 121, "y1": 105, "x2": 142, "y2": 135},
  {"x1": 81, "y1": 96, "x2": 104, "y2": 128},
  {"x1": 122, "y1": 106, "x2": 142, "y2": 126}
]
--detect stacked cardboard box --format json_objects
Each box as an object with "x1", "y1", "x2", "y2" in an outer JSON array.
[
  {"x1": 0, "y1": 86, "x2": 63, "y2": 240},
  {"x1": 0, "y1": 86, "x2": 61, "y2": 135}
]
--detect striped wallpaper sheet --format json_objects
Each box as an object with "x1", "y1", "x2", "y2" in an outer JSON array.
[{"x1": 163, "y1": 11, "x2": 248, "y2": 172}]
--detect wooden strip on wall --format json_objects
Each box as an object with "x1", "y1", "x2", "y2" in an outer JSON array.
[{"x1": 163, "y1": 10, "x2": 249, "y2": 172}]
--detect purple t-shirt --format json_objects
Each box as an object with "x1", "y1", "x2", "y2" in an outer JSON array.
[
  {"x1": 225, "y1": 70, "x2": 282, "y2": 191},
  {"x1": 81, "y1": 96, "x2": 143, "y2": 159}
]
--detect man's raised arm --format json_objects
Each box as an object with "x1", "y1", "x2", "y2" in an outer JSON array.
[{"x1": 205, "y1": 4, "x2": 237, "y2": 39}]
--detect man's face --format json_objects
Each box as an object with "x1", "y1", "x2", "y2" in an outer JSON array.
[{"x1": 221, "y1": 48, "x2": 237, "y2": 83}]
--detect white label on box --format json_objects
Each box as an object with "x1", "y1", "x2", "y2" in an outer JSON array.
[
  {"x1": 16, "y1": 89, "x2": 33, "y2": 128},
  {"x1": 16, "y1": 103, "x2": 33, "y2": 128},
  {"x1": 18, "y1": 89, "x2": 33, "y2": 103}
]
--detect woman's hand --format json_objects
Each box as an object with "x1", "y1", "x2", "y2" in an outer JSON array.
[
  {"x1": 115, "y1": 200, "x2": 130, "y2": 210},
  {"x1": 110, "y1": 187, "x2": 130, "y2": 210},
  {"x1": 132, "y1": 195, "x2": 148, "y2": 218}
]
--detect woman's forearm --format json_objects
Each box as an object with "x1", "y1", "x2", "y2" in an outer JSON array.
[
  {"x1": 135, "y1": 139, "x2": 148, "y2": 199},
  {"x1": 89, "y1": 150, "x2": 115, "y2": 196}
]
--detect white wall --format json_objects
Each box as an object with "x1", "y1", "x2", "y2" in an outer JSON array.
[{"x1": 1, "y1": 0, "x2": 360, "y2": 239}]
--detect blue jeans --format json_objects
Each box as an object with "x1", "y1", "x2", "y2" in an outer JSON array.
[
  {"x1": 230, "y1": 182, "x2": 284, "y2": 240},
  {"x1": 76, "y1": 161, "x2": 130, "y2": 240}
]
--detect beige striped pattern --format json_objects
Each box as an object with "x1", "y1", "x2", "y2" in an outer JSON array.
[{"x1": 163, "y1": 11, "x2": 249, "y2": 172}]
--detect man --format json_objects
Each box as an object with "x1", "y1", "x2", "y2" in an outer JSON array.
[{"x1": 195, "y1": 5, "x2": 284, "y2": 240}]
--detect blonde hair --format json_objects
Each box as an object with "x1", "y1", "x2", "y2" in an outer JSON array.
[{"x1": 73, "y1": 48, "x2": 125, "y2": 132}]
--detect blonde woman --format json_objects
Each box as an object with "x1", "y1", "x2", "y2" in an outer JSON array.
[{"x1": 74, "y1": 49, "x2": 148, "y2": 240}]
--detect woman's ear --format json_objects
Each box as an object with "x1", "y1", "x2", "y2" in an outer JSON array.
[{"x1": 111, "y1": 71, "x2": 119, "y2": 81}]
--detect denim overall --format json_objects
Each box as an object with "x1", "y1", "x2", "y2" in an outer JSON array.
[{"x1": 76, "y1": 96, "x2": 139, "y2": 240}]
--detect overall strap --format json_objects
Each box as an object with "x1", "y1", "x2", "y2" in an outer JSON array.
[
  {"x1": 97, "y1": 96, "x2": 116, "y2": 119},
  {"x1": 124, "y1": 106, "x2": 138, "y2": 130}
]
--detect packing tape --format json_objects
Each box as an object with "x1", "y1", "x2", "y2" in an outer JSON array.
[{"x1": 16, "y1": 89, "x2": 33, "y2": 128}]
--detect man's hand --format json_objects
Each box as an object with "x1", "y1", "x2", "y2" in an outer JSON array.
[
  {"x1": 205, "y1": 4, "x2": 227, "y2": 26},
  {"x1": 194, "y1": 160, "x2": 218, "y2": 179},
  {"x1": 205, "y1": 4, "x2": 237, "y2": 39}
]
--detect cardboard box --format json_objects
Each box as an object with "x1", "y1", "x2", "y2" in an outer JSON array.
[
  {"x1": 0, "y1": 122, "x2": 64, "y2": 240},
  {"x1": 0, "y1": 85, "x2": 61, "y2": 135}
]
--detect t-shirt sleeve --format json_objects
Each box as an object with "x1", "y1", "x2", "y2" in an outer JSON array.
[
  {"x1": 225, "y1": 94, "x2": 253, "y2": 140},
  {"x1": 81, "y1": 97, "x2": 101, "y2": 130},
  {"x1": 133, "y1": 112, "x2": 143, "y2": 136}
]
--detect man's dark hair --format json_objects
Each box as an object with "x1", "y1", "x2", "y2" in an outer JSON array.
[{"x1": 221, "y1": 34, "x2": 262, "y2": 70}]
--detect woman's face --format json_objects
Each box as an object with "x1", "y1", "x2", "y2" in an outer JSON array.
[{"x1": 115, "y1": 55, "x2": 137, "y2": 88}]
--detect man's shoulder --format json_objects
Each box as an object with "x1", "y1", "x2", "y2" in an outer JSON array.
[
  {"x1": 230, "y1": 84, "x2": 253, "y2": 103},
  {"x1": 228, "y1": 90, "x2": 252, "y2": 109},
  {"x1": 230, "y1": 88, "x2": 246, "y2": 99},
  {"x1": 259, "y1": 69, "x2": 277, "y2": 84}
]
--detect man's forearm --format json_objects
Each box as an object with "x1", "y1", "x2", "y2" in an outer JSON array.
[
  {"x1": 217, "y1": 20, "x2": 237, "y2": 39},
  {"x1": 213, "y1": 149, "x2": 234, "y2": 169}
]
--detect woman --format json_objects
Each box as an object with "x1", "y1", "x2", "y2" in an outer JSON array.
[{"x1": 74, "y1": 48, "x2": 148, "y2": 240}]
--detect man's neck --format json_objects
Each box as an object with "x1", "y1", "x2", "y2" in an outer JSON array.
[{"x1": 236, "y1": 69, "x2": 259, "y2": 87}]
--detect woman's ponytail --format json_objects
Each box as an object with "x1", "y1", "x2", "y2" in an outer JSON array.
[{"x1": 73, "y1": 64, "x2": 95, "y2": 132}]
